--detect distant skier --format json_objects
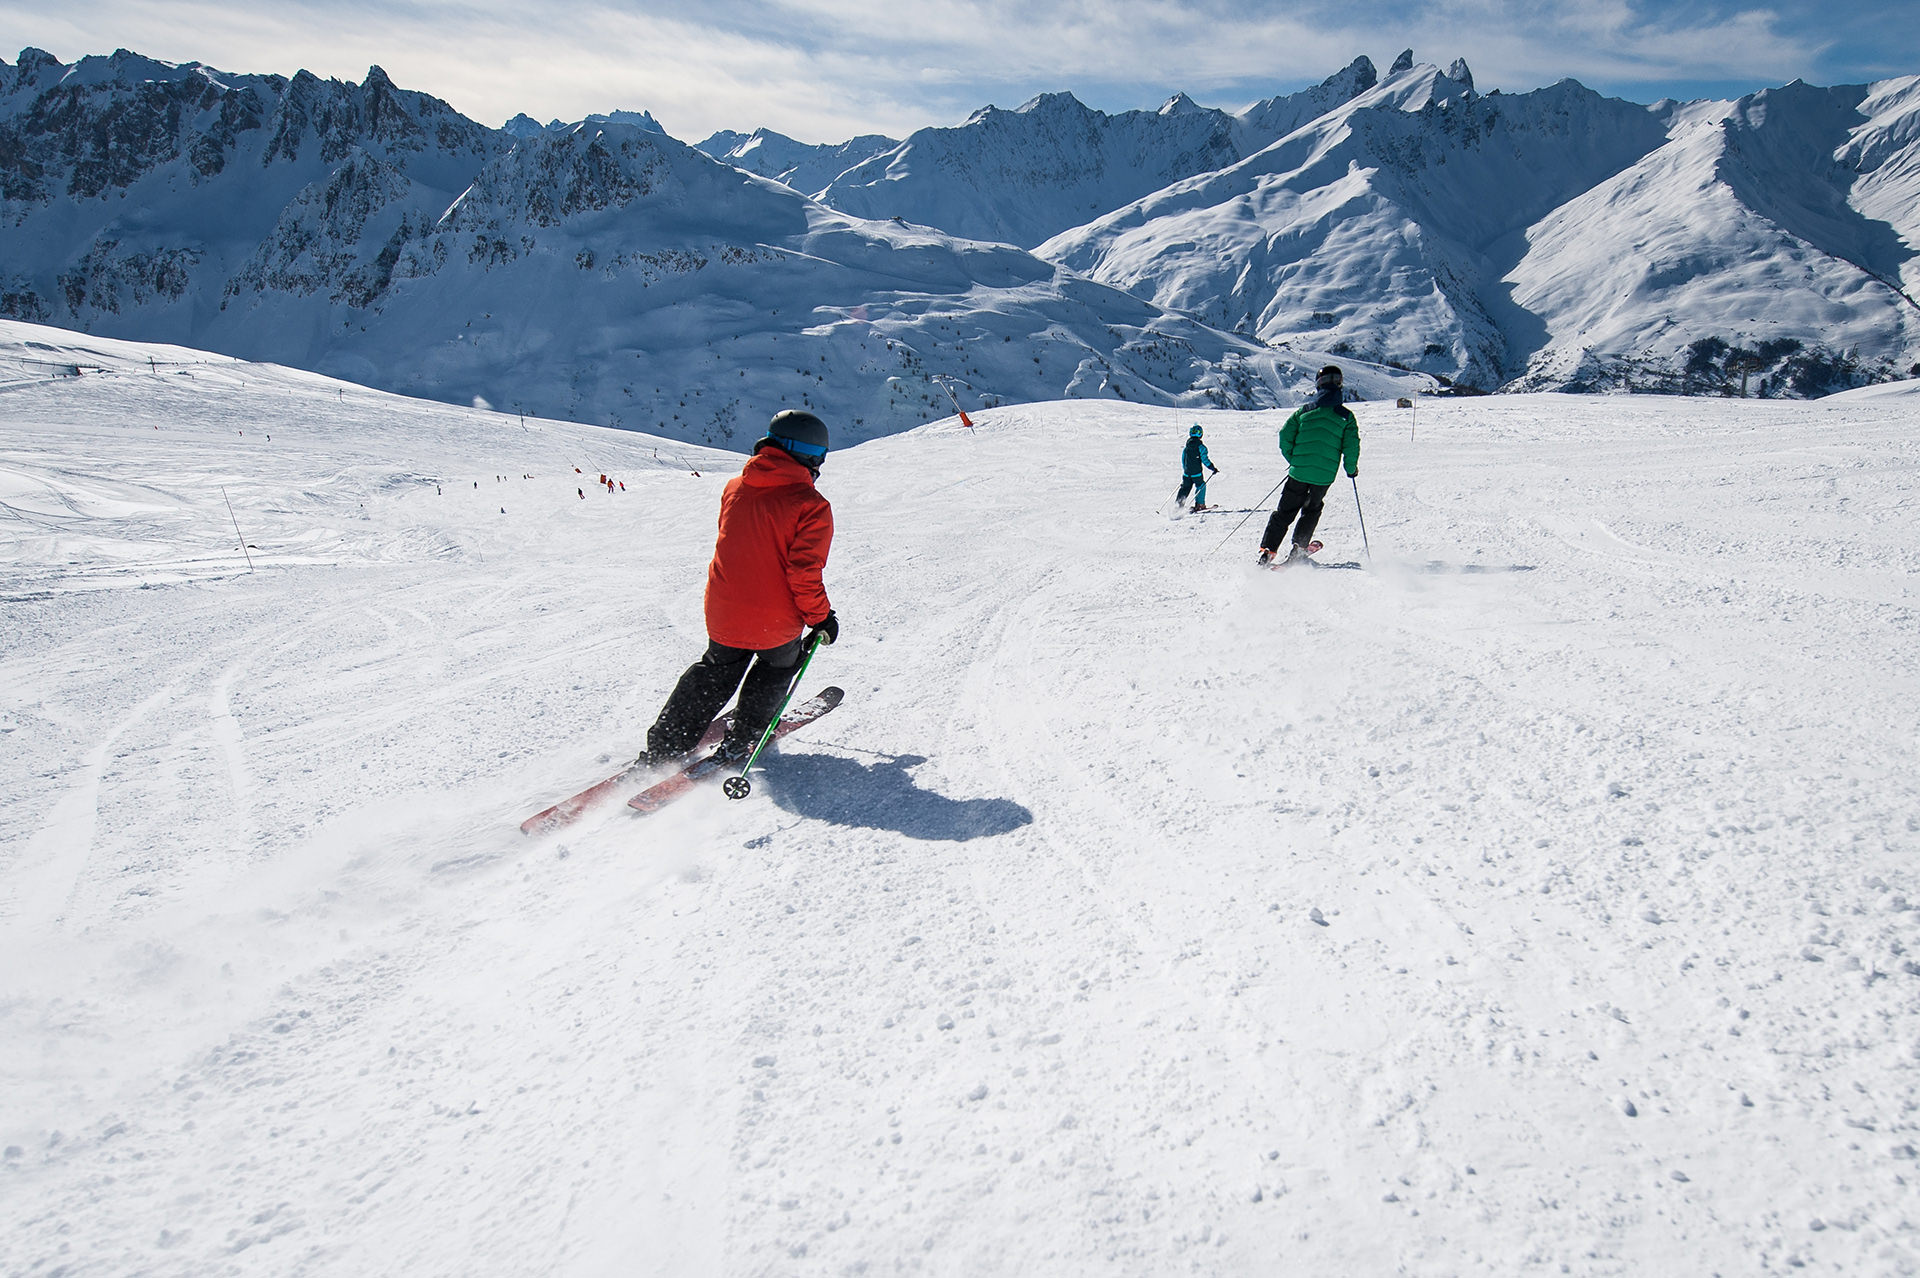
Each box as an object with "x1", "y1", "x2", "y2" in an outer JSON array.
[
  {"x1": 635, "y1": 410, "x2": 839, "y2": 767},
  {"x1": 1258, "y1": 365, "x2": 1360, "y2": 565},
  {"x1": 1175, "y1": 424, "x2": 1219, "y2": 510}
]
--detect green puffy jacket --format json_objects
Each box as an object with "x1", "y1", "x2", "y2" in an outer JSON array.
[{"x1": 1279, "y1": 391, "x2": 1360, "y2": 485}]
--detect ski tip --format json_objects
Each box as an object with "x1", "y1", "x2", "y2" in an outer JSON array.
[
  {"x1": 518, "y1": 801, "x2": 575, "y2": 836},
  {"x1": 817, "y1": 685, "x2": 846, "y2": 708}
]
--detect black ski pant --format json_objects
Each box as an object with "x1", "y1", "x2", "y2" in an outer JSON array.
[
  {"x1": 1175, "y1": 473, "x2": 1208, "y2": 506},
  {"x1": 646, "y1": 636, "x2": 803, "y2": 758},
  {"x1": 1259, "y1": 476, "x2": 1330, "y2": 553}
]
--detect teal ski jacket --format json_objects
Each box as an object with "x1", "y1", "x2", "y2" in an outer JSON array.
[
  {"x1": 1181, "y1": 436, "x2": 1214, "y2": 478},
  {"x1": 1279, "y1": 389, "x2": 1360, "y2": 485}
]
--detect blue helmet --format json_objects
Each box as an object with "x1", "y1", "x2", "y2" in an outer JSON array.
[{"x1": 1189, "y1": 424, "x2": 1203, "y2": 437}]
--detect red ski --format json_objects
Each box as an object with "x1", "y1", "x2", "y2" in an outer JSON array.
[
  {"x1": 519, "y1": 716, "x2": 732, "y2": 836},
  {"x1": 1265, "y1": 539, "x2": 1323, "y2": 569},
  {"x1": 628, "y1": 687, "x2": 845, "y2": 815},
  {"x1": 1266, "y1": 540, "x2": 1365, "y2": 571}
]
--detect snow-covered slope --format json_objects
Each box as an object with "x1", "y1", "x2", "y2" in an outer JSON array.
[
  {"x1": 809, "y1": 59, "x2": 1379, "y2": 251},
  {"x1": 814, "y1": 91, "x2": 1236, "y2": 248},
  {"x1": 1507, "y1": 80, "x2": 1920, "y2": 393},
  {"x1": 1233, "y1": 55, "x2": 1390, "y2": 151},
  {"x1": 694, "y1": 127, "x2": 898, "y2": 199},
  {"x1": 1824, "y1": 375, "x2": 1920, "y2": 401},
  {"x1": 5, "y1": 322, "x2": 1919, "y2": 1274},
  {"x1": 1043, "y1": 56, "x2": 1920, "y2": 394},
  {"x1": 1044, "y1": 60, "x2": 1642, "y2": 386}
]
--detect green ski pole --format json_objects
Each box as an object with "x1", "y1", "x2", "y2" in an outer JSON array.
[{"x1": 722, "y1": 631, "x2": 827, "y2": 800}]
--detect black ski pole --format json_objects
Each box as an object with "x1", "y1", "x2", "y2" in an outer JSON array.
[
  {"x1": 1350, "y1": 474, "x2": 1371, "y2": 562},
  {"x1": 1211, "y1": 478, "x2": 1285, "y2": 555},
  {"x1": 723, "y1": 631, "x2": 827, "y2": 800}
]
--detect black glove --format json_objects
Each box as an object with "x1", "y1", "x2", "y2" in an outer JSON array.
[
  {"x1": 1209, "y1": 465, "x2": 1220, "y2": 475},
  {"x1": 809, "y1": 610, "x2": 839, "y2": 646}
]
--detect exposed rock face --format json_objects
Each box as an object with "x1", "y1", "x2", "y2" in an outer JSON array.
[{"x1": 0, "y1": 47, "x2": 504, "y2": 333}]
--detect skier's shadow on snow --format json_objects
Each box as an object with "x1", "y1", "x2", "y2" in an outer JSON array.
[
  {"x1": 764, "y1": 752, "x2": 1032, "y2": 841},
  {"x1": 1413, "y1": 562, "x2": 1536, "y2": 574}
]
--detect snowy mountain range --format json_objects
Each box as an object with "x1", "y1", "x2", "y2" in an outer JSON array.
[
  {"x1": 1042, "y1": 59, "x2": 1920, "y2": 395},
  {"x1": 3, "y1": 45, "x2": 1917, "y2": 448},
  {"x1": 1, "y1": 49, "x2": 1376, "y2": 450},
  {"x1": 690, "y1": 48, "x2": 1919, "y2": 398},
  {"x1": 694, "y1": 128, "x2": 898, "y2": 204}
]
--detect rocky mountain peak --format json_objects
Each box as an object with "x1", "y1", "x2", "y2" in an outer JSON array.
[{"x1": 1327, "y1": 56, "x2": 1379, "y2": 95}]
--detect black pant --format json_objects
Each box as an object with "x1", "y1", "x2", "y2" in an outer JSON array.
[
  {"x1": 1259, "y1": 477, "x2": 1330, "y2": 553},
  {"x1": 646, "y1": 637, "x2": 802, "y2": 757}
]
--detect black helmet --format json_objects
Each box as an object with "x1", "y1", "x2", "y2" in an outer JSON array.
[
  {"x1": 756, "y1": 409, "x2": 829, "y2": 468},
  {"x1": 1316, "y1": 365, "x2": 1344, "y2": 393}
]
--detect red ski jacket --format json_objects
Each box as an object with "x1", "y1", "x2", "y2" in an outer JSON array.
[{"x1": 704, "y1": 447, "x2": 834, "y2": 650}]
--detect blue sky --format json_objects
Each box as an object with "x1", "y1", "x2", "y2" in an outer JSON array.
[{"x1": 4, "y1": 0, "x2": 1914, "y2": 142}]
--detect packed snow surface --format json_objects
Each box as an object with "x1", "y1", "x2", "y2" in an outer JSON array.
[{"x1": 3, "y1": 320, "x2": 1919, "y2": 1274}]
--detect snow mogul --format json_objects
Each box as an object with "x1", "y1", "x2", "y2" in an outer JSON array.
[
  {"x1": 1257, "y1": 365, "x2": 1360, "y2": 566},
  {"x1": 635, "y1": 410, "x2": 840, "y2": 767},
  {"x1": 1174, "y1": 423, "x2": 1220, "y2": 510}
]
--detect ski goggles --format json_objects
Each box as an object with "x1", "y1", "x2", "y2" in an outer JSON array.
[{"x1": 771, "y1": 434, "x2": 827, "y2": 464}]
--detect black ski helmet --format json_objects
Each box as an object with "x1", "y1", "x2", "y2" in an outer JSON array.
[
  {"x1": 756, "y1": 409, "x2": 829, "y2": 468},
  {"x1": 1316, "y1": 365, "x2": 1344, "y2": 393}
]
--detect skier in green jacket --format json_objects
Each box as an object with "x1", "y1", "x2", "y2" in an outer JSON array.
[{"x1": 1258, "y1": 365, "x2": 1360, "y2": 565}]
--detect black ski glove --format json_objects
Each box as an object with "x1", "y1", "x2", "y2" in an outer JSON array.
[{"x1": 809, "y1": 610, "x2": 839, "y2": 646}]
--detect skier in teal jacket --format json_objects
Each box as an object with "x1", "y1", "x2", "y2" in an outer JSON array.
[
  {"x1": 1258, "y1": 365, "x2": 1360, "y2": 564},
  {"x1": 1174, "y1": 424, "x2": 1219, "y2": 510}
]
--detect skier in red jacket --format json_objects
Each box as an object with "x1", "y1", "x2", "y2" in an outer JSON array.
[{"x1": 637, "y1": 410, "x2": 840, "y2": 766}]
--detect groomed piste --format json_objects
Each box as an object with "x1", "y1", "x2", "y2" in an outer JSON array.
[{"x1": 3, "y1": 319, "x2": 1918, "y2": 1273}]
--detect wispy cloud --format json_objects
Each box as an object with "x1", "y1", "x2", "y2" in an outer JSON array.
[{"x1": 2, "y1": 0, "x2": 1908, "y2": 142}]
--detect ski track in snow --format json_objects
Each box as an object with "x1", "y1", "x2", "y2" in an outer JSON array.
[{"x1": 2, "y1": 336, "x2": 1919, "y2": 1274}]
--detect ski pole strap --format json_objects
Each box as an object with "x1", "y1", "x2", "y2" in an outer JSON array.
[{"x1": 736, "y1": 631, "x2": 826, "y2": 778}]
